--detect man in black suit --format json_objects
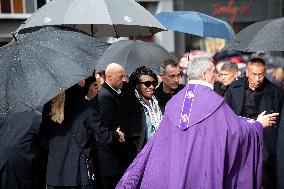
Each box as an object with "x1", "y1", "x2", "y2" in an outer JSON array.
[
  {"x1": 97, "y1": 63, "x2": 127, "y2": 189},
  {"x1": 225, "y1": 58, "x2": 284, "y2": 189}
]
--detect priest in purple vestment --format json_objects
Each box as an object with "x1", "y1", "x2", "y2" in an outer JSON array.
[{"x1": 115, "y1": 57, "x2": 279, "y2": 189}]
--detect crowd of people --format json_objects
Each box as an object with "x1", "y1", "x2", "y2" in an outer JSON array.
[{"x1": 1, "y1": 50, "x2": 284, "y2": 189}]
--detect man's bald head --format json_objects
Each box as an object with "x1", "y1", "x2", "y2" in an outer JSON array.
[
  {"x1": 105, "y1": 63, "x2": 124, "y2": 76},
  {"x1": 105, "y1": 63, "x2": 126, "y2": 90}
]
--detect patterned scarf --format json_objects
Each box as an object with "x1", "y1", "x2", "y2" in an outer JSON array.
[{"x1": 135, "y1": 89, "x2": 162, "y2": 132}]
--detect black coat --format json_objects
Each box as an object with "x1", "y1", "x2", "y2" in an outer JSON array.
[
  {"x1": 225, "y1": 76, "x2": 284, "y2": 188},
  {"x1": 0, "y1": 111, "x2": 44, "y2": 189},
  {"x1": 96, "y1": 83, "x2": 123, "y2": 177},
  {"x1": 119, "y1": 93, "x2": 147, "y2": 155},
  {"x1": 213, "y1": 81, "x2": 229, "y2": 97},
  {"x1": 277, "y1": 106, "x2": 284, "y2": 189},
  {"x1": 40, "y1": 85, "x2": 119, "y2": 187},
  {"x1": 154, "y1": 82, "x2": 185, "y2": 113}
]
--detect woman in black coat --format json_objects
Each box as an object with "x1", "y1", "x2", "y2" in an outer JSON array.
[
  {"x1": 40, "y1": 78, "x2": 122, "y2": 189},
  {"x1": 119, "y1": 66, "x2": 162, "y2": 168}
]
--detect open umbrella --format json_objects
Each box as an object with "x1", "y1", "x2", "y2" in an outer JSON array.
[
  {"x1": 0, "y1": 27, "x2": 109, "y2": 117},
  {"x1": 96, "y1": 40, "x2": 177, "y2": 75},
  {"x1": 155, "y1": 11, "x2": 234, "y2": 40},
  {"x1": 17, "y1": 0, "x2": 165, "y2": 37},
  {"x1": 223, "y1": 17, "x2": 284, "y2": 52}
]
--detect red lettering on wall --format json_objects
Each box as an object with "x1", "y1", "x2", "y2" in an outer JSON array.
[{"x1": 212, "y1": 0, "x2": 251, "y2": 24}]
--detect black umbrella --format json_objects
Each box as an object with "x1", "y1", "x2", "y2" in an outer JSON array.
[
  {"x1": 0, "y1": 27, "x2": 109, "y2": 117},
  {"x1": 223, "y1": 17, "x2": 284, "y2": 52},
  {"x1": 96, "y1": 40, "x2": 177, "y2": 75},
  {"x1": 17, "y1": 0, "x2": 165, "y2": 37}
]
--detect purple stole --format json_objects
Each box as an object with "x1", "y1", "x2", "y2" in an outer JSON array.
[{"x1": 179, "y1": 84, "x2": 196, "y2": 130}]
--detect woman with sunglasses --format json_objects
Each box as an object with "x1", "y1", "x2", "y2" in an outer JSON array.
[{"x1": 119, "y1": 66, "x2": 162, "y2": 170}]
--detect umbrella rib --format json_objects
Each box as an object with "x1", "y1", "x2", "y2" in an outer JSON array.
[
  {"x1": 124, "y1": 41, "x2": 136, "y2": 71},
  {"x1": 247, "y1": 22, "x2": 269, "y2": 50},
  {"x1": 147, "y1": 26, "x2": 154, "y2": 36},
  {"x1": 34, "y1": 42, "x2": 86, "y2": 84},
  {"x1": 4, "y1": 48, "x2": 17, "y2": 115},
  {"x1": 18, "y1": 45, "x2": 50, "y2": 111}
]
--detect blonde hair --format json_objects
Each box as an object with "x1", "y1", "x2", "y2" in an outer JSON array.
[{"x1": 50, "y1": 92, "x2": 65, "y2": 124}]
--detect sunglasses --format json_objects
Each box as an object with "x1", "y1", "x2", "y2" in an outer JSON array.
[{"x1": 139, "y1": 81, "x2": 157, "y2": 88}]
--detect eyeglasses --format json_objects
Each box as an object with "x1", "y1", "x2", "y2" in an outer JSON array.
[{"x1": 139, "y1": 81, "x2": 157, "y2": 88}]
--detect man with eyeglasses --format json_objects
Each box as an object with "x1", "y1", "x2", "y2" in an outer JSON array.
[
  {"x1": 225, "y1": 57, "x2": 284, "y2": 189},
  {"x1": 155, "y1": 59, "x2": 185, "y2": 113}
]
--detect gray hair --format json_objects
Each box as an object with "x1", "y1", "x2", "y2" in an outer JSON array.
[
  {"x1": 186, "y1": 57, "x2": 214, "y2": 80},
  {"x1": 220, "y1": 61, "x2": 238, "y2": 73}
]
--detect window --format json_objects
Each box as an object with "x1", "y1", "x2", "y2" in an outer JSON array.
[{"x1": 0, "y1": 0, "x2": 47, "y2": 17}]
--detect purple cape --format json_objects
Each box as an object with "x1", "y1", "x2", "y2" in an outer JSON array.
[{"x1": 116, "y1": 84, "x2": 263, "y2": 189}]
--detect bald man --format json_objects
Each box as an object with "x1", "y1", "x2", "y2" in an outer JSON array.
[{"x1": 97, "y1": 63, "x2": 126, "y2": 189}]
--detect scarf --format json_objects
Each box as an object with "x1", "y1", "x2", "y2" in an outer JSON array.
[{"x1": 135, "y1": 89, "x2": 162, "y2": 132}]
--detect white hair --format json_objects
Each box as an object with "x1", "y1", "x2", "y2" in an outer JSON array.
[{"x1": 186, "y1": 57, "x2": 214, "y2": 80}]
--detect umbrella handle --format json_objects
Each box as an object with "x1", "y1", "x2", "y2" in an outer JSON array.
[{"x1": 187, "y1": 35, "x2": 192, "y2": 61}]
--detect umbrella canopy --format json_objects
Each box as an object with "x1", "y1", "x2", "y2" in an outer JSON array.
[
  {"x1": 155, "y1": 11, "x2": 234, "y2": 40},
  {"x1": 17, "y1": 0, "x2": 165, "y2": 37},
  {"x1": 96, "y1": 40, "x2": 177, "y2": 75},
  {"x1": 223, "y1": 17, "x2": 284, "y2": 52},
  {"x1": 0, "y1": 27, "x2": 109, "y2": 117}
]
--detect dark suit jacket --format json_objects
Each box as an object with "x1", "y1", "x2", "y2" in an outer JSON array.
[
  {"x1": 225, "y1": 76, "x2": 284, "y2": 188},
  {"x1": 277, "y1": 106, "x2": 284, "y2": 189},
  {"x1": 0, "y1": 111, "x2": 44, "y2": 189},
  {"x1": 40, "y1": 85, "x2": 119, "y2": 186},
  {"x1": 213, "y1": 81, "x2": 229, "y2": 97},
  {"x1": 154, "y1": 82, "x2": 185, "y2": 113},
  {"x1": 97, "y1": 83, "x2": 123, "y2": 177}
]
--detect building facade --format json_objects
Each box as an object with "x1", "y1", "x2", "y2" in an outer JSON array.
[{"x1": 0, "y1": 0, "x2": 49, "y2": 46}]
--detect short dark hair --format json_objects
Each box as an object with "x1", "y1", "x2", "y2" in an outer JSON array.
[
  {"x1": 220, "y1": 61, "x2": 238, "y2": 73},
  {"x1": 160, "y1": 59, "x2": 178, "y2": 73},
  {"x1": 248, "y1": 58, "x2": 266, "y2": 66}
]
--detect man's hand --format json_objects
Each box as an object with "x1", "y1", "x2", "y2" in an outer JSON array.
[
  {"x1": 86, "y1": 81, "x2": 100, "y2": 100},
  {"x1": 257, "y1": 111, "x2": 279, "y2": 128},
  {"x1": 116, "y1": 127, "x2": 125, "y2": 143}
]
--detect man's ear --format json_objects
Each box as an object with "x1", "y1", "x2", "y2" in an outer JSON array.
[
  {"x1": 160, "y1": 72, "x2": 164, "y2": 79},
  {"x1": 201, "y1": 71, "x2": 206, "y2": 80},
  {"x1": 234, "y1": 72, "x2": 238, "y2": 78},
  {"x1": 245, "y1": 69, "x2": 248, "y2": 77},
  {"x1": 105, "y1": 74, "x2": 111, "y2": 81}
]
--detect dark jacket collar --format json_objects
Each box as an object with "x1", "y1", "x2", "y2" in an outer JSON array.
[
  {"x1": 156, "y1": 82, "x2": 185, "y2": 95},
  {"x1": 230, "y1": 76, "x2": 271, "y2": 93},
  {"x1": 102, "y1": 82, "x2": 121, "y2": 97}
]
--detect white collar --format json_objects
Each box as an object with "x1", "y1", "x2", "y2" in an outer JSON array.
[
  {"x1": 188, "y1": 80, "x2": 213, "y2": 90},
  {"x1": 105, "y1": 82, "x2": 121, "y2": 94}
]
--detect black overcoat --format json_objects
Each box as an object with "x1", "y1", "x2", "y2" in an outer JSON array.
[
  {"x1": 96, "y1": 83, "x2": 123, "y2": 177},
  {"x1": 0, "y1": 111, "x2": 44, "y2": 189},
  {"x1": 40, "y1": 85, "x2": 119, "y2": 187},
  {"x1": 225, "y1": 76, "x2": 284, "y2": 188}
]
